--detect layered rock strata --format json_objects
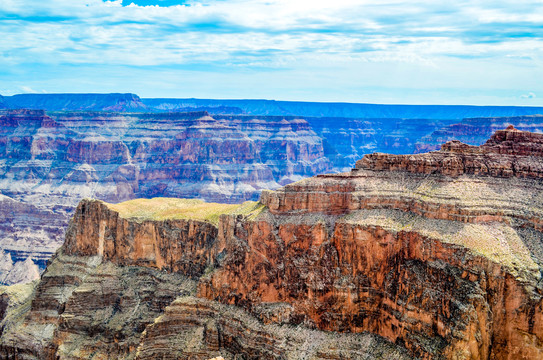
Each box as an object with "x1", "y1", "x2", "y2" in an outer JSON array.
[
  {"x1": 415, "y1": 115, "x2": 543, "y2": 153},
  {"x1": 1, "y1": 126, "x2": 543, "y2": 359},
  {"x1": 0, "y1": 109, "x2": 330, "y2": 276},
  {"x1": 3, "y1": 108, "x2": 543, "y2": 282},
  {"x1": 0, "y1": 200, "x2": 408, "y2": 360},
  {"x1": 135, "y1": 296, "x2": 410, "y2": 360},
  {"x1": 359, "y1": 125, "x2": 543, "y2": 178}
]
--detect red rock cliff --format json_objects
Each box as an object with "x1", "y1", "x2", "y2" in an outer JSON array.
[
  {"x1": 201, "y1": 127, "x2": 543, "y2": 359},
  {"x1": 3, "y1": 127, "x2": 543, "y2": 360},
  {"x1": 357, "y1": 126, "x2": 543, "y2": 178}
]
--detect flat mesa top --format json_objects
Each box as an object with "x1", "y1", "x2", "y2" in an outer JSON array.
[{"x1": 106, "y1": 198, "x2": 264, "y2": 225}]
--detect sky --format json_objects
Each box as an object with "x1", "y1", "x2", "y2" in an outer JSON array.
[{"x1": 0, "y1": 0, "x2": 542, "y2": 105}]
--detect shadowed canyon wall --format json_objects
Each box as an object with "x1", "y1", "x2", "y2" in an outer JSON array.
[{"x1": 1, "y1": 127, "x2": 542, "y2": 359}]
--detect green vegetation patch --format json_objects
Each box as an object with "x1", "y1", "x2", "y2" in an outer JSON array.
[{"x1": 107, "y1": 198, "x2": 265, "y2": 225}]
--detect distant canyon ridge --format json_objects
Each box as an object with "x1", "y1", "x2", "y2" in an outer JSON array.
[{"x1": 0, "y1": 92, "x2": 543, "y2": 284}]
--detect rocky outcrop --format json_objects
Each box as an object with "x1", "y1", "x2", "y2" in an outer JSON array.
[
  {"x1": 0, "y1": 257, "x2": 40, "y2": 286},
  {"x1": 415, "y1": 115, "x2": 543, "y2": 153},
  {"x1": 358, "y1": 126, "x2": 543, "y2": 178},
  {"x1": 135, "y1": 296, "x2": 411, "y2": 360},
  {"x1": 4, "y1": 254, "x2": 196, "y2": 359},
  {"x1": 2, "y1": 127, "x2": 542, "y2": 359},
  {"x1": 198, "y1": 127, "x2": 543, "y2": 359},
  {"x1": 0, "y1": 200, "x2": 407, "y2": 359},
  {"x1": 63, "y1": 199, "x2": 223, "y2": 277}
]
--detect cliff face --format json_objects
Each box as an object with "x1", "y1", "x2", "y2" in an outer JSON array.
[
  {"x1": 0, "y1": 109, "x2": 331, "y2": 277},
  {"x1": 358, "y1": 125, "x2": 543, "y2": 178},
  {"x1": 3, "y1": 108, "x2": 543, "y2": 284},
  {"x1": 0, "y1": 200, "x2": 409, "y2": 360},
  {"x1": 415, "y1": 115, "x2": 543, "y2": 153},
  {"x1": 1, "y1": 126, "x2": 542, "y2": 359}
]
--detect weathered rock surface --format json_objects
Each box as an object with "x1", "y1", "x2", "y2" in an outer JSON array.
[
  {"x1": 0, "y1": 248, "x2": 197, "y2": 359},
  {"x1": 200, "y1": 127, "x2": 543, "y2": 359},
  {"x1": 0, "y1": 109, "x2": 329, "y2": 205},
  {"x1": 0, "y1": 193, "x2": 67, "y2": 281},
  {"x1": 358, "y1": 125, "x2": 543, "y2": 178},
  {"x1": 3, "y1": 106, "x2": 543, "y2": 286},
  {"x1": 0, "y1": 201, "x2": 408, "y2": 360},
  {"x1": 135, "y1": 296, "x2": 410, "y2": 360},
  {"x1": 0, "y1": 257, "x2": 40, "y2": 286},
  {"x1": 2, "y1": 127, "x2": 542, "y2": 359},
  {"x1": 0, "y1": 109, "x2": 331, "y2": 278},
  {"x1": 415, "y1": 115, "x2": 543, "y2": 153}
]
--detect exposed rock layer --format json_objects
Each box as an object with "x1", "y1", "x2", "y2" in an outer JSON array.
[
  {"x1": 2, "y1": 127, "x2": 542, "y2": 359},
  {"x1": 3, "y1": 107, "x2": 543, "y2": 282},
  {"x1": 359, "y1": 126, "x2": 543, "y2": 178},
  {"x1": 0, "y1": 109, "x2": 330, "y2": 275}
]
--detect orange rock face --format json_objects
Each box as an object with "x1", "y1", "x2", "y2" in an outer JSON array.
[
  {"x1": 2, "y1": 126, "x2": 543, "y2": 359},
  {"x1": 357, "y1": 126, "x2": 543, "y2": 178},
  {"x1": 199, "y1": 215, "x2": 543, "y2": 359},
  {"x1": 64, "y1": 200, "x2": 218, "y2": 278},
  {"x1": 199, "y1": 127, "x2": 543, "y2": 359}
]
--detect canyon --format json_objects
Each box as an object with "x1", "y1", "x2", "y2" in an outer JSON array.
[
  {"x1": 0, "y1": 109, "x2": 330, "y2": 281},
  {"x1": 1, "y1": 94, "x2": 543, "y2": 286},
  {"x1": 0, "y1": 126, "x2": 542, "y2": 359}
]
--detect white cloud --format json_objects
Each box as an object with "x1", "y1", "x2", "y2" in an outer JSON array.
[
  {"x1": 19, "y1": 86, "x2": 47, "y2": 94},
  {"x1": 521, "y1": 92, "x2": 537, "y2": 99},
  {"x1": 0, "y1": 0, "x2": 542, "y2": 104}
]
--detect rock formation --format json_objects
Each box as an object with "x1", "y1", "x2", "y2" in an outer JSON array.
[
  {"x1": 0, "y1": 109, "x2": 331, "y2": 276},
  {"x1": 1, "y1": 126, "x2": 543, "y2": 359},
  {"x1": 415, "y1": 115, "x2": 543, "y2": 153},
  {"x1": 0, "y1": 257, "x2": 40, "y2": 286},
  {"x1": 360, "y1": 125, "x2": 543, "y2": 178},
  {"x1": 2, "y1": 105, "x2": 543, "y2": 284}
]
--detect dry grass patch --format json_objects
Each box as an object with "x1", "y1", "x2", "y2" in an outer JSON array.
[
  {"x1": 107, "y1": 198, "x2": 265, "y2": 225},
  {"x1": 342, "y1": 209, "x2": 540, "y2": 282}
]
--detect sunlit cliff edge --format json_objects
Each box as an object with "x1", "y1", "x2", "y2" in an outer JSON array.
[{"x1": 1, "y1": 126, "x2": 543, "y2": 359}]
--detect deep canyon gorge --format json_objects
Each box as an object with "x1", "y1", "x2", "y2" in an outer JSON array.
[
  {"x1": 0, "y1": 125, "x2": 542, "y2": 359},
  {"x1": 2, "y1": 94, "x2": 543, "y2": 285}
]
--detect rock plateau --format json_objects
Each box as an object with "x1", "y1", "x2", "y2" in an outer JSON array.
[{"x1": 1, "y1": 126, "x2": 542, "y2": 359}]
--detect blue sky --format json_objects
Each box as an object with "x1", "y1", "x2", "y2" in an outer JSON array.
[{"x1": 0, "y1": 0, "x2": 542, "y2": 105}]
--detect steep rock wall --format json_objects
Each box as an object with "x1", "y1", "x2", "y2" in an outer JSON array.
[{"x1": 2, "y1": 127, "x2": 543, "y2": 359}]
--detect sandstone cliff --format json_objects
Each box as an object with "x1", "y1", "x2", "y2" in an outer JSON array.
[
  {"x1": 0, "y1": 109, "x2": 331, "y2": 277},
  {"x1": 415, "y1": 115, "x2": 543, "y2": 153},
  {"x1": 0, "y1": 200, "x2": 409, "y2": 360},
  {"x1": 3, "y1": 108, "x2": 543, "y2": 285},
  {"x1": 1, "y1": 126, "x2": 543, "y2": 359}
]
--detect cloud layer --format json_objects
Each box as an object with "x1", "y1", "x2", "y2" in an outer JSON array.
[{"x1": 0, "y1": 0, "x2": 542, "y2": 105}]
